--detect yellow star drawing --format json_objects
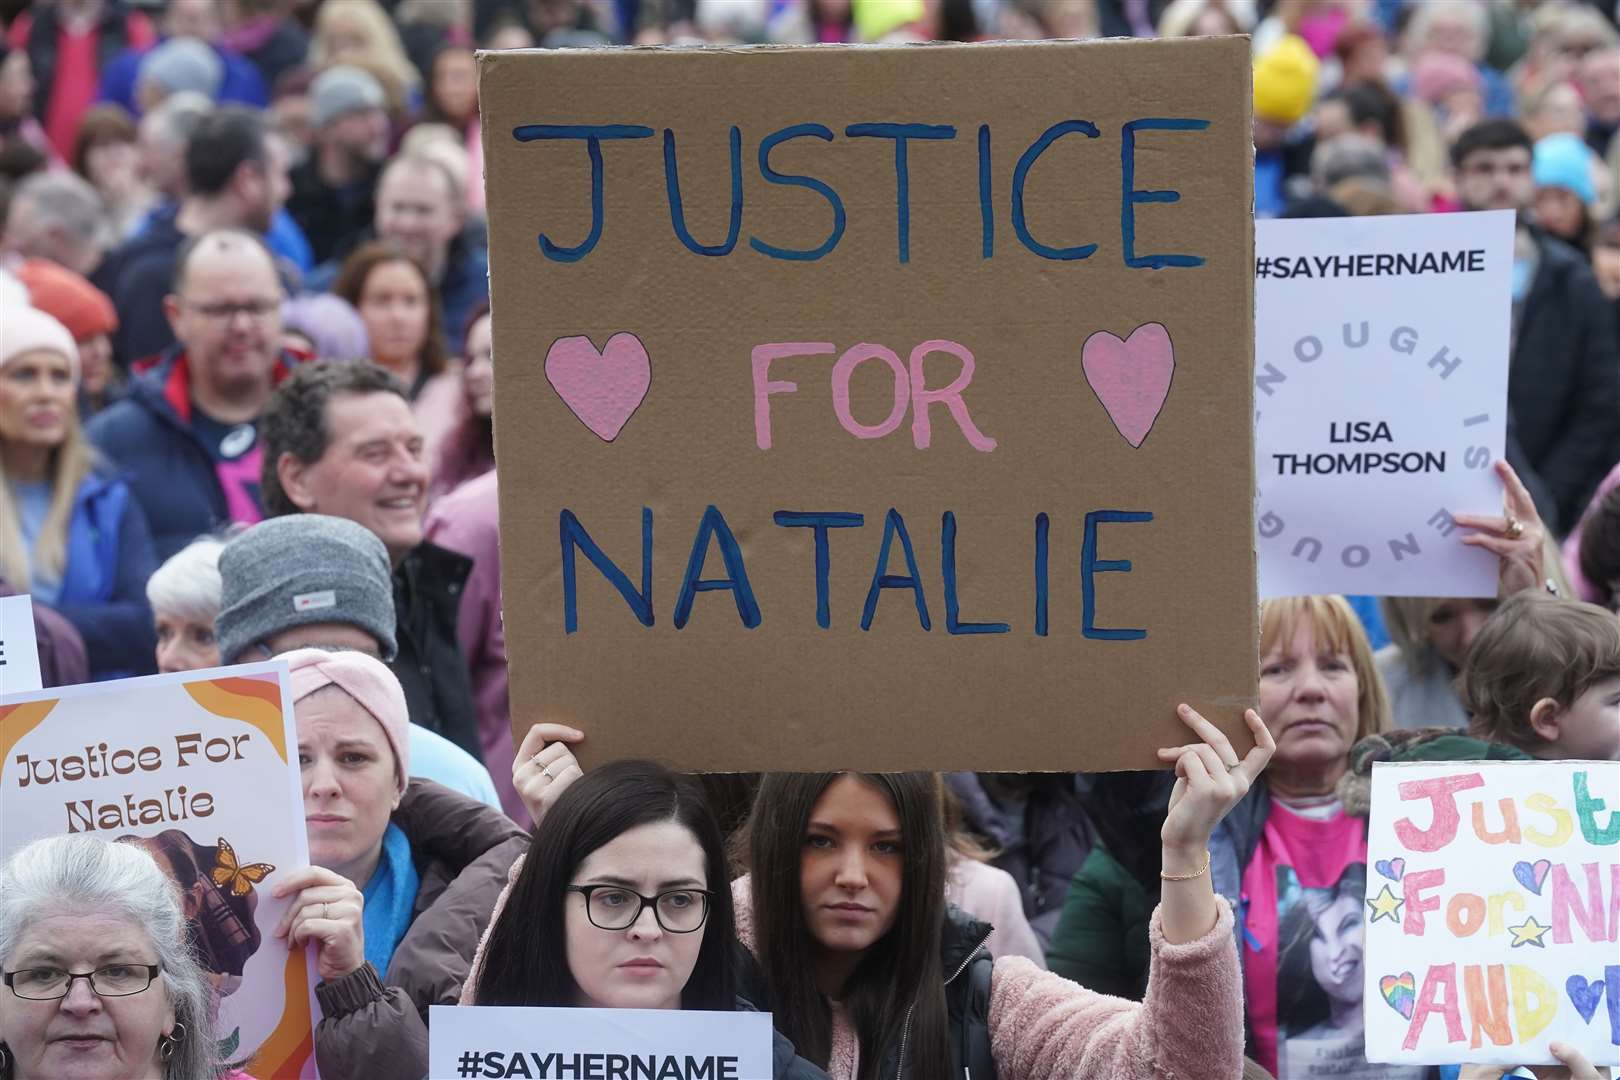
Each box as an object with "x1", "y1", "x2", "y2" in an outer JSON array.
[
  {"x1": 1508, "y1": 916, "x2": 1552, "y2": 948},
  {"x1": 1367, "y1": 884, "x2": 1403, "y2": 924}
]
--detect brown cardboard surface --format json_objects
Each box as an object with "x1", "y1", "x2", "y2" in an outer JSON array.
[{"x1": 480, "y1": 38, "x2": 1258, "y2": 772}]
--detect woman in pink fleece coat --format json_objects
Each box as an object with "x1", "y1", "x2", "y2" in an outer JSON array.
[{"x1": 740, "y1": 705, "x2": 1274, "y2": 1080}]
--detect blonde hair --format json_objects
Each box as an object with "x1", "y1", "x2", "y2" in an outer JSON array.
[
  {"x1": 0, "y1": 411, "x2": 96, "y2": 589},
  {"x1": 1260, "y1": 595, "x2": 1392, "y2": 742},
  {"x1": 1460, "y1": 591, "x2": 1620, "y2": 751},
  {"x1": 310, "y1": 0, "x2": 419, "y2": 113}
]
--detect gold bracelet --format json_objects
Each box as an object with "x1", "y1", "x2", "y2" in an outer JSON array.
[{"x1": 1160, "y1": 852, "x2": 1211, "y2": 881}]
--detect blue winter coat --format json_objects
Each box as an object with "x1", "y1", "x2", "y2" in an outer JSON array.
[
  {"x1": 85, "y1": 347, "x2": 304, "y2": 560},
  {"x1": 96, "y1": 40, "x2": 269, "y2": 112},
  {"x1": 49, "y1": 468, "x2": 158, "y2": 680}
]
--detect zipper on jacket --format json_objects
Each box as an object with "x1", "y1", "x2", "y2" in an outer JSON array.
[{"x1": 896, "y1": 931, "x2": 992, "y2": 1079}]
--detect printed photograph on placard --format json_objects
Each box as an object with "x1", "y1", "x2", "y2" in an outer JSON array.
[
  {"x1": 1277, "y1": 862, "x2": 1425, "y2": 1079},
  {"x1": 0, "y1": 662, "x2": 318, "y2": 1078}
]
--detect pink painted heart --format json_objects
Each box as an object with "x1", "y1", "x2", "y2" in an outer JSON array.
[
  {"x1": 544, "y1": 332, "x2": 652, "y2": 442},
  {"x1": 1081, "y1": 322, "x2": 1175, "y2": 449}
]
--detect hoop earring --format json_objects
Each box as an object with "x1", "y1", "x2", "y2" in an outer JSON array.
[
  {"x1": 0, "y1": 1041, "x2": 12, "y2": 1077},
  {"x1": 158, "y1": 1022, "x2": 186, "y2": 1062}
]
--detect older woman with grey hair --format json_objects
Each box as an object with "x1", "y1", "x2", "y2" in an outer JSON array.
[
  {"x1": 0, "y1": 835, "x2": 216, "y2": 1080},
  {"x1": 145, "y1": 537, "x2": 227, "y2": 674}
]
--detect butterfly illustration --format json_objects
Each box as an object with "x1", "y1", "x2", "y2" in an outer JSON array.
[{"x1": 210, "y1": 837, "x2": 275, "y2": 897}]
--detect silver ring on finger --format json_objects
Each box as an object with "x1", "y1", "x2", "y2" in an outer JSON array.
[
  {"x1": 1227, "y1": 761, "x2": 1242, "y2": 772},
  {"x1": 323, "y1": 902, "x2": 330, "y2": 919}
]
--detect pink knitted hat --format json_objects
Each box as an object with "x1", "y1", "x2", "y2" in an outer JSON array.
[{"x1": 283, "y1": 647, "x2": 411, "y2": 789}]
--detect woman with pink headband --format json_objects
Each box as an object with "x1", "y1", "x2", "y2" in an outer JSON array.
[{"x1": 269, "y1": 647, "x2": 525, "y2": 1080}]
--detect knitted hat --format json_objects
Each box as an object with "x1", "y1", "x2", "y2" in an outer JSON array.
[
  {"x1": 311, "y1": 65, "x2": 386, "y2": 130},
  {"x1": 215, "y1": 515, "x2": 399, "y2": 665},
  {"x1": 283, "y1": 647, "x2": 411, "y2": 789},
  {"x1": 281, "y1": 293, "x2": 370, "y2": 361},
  {"x1": 1253, "y1": 35, "x2": 1319, "y2": 126},
  {"x1": 1533, "y1": 132, "x2": 1597, "y2": 206},
  {"x1": 14, "y1": 259, "x2": 118, "y2": 343},
  {"x1": 138, "y1": 38, "x2": 226, "y2": 100},
  {"x1": 1410, "y1": 50, "x2": 1482, "y2": 106},
  {"x1": 0, "y1": 305, "x2": 80, "y2": 382}
]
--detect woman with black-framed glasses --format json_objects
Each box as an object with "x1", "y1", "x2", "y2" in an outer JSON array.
[
  {"x1": 461, "y1": 759, "x2": 829, "y2": 1080},
  {"x1": 0, "y1": 834, "x2": 218, "y2": 1080}
]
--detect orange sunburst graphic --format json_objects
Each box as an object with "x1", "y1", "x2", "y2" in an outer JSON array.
[
  {"x1": 0, "y1": 699, "x2": 60, "y2": 769},
  {"x1": 184, "y1": 677, "x2": 291, "y2": 763},
  {"x1": 244, "y1": 947, "x2": 315, "y2": 1078}
]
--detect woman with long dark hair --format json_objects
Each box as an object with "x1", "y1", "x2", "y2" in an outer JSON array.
[
  {"x1": 462, "y1": 759, "x2": 829, "y2": 1079},
  {"x1": 740, "y1": 705, "x2": 1275, "y2": 1080}
]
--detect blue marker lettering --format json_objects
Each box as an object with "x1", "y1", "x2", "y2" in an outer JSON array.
[
  {"x1": 513, "y1": 123, "x2": 654, "y2": 263},
  {"x1": 1121, "y1": 118, "x2": 1209, "y2": 269}
]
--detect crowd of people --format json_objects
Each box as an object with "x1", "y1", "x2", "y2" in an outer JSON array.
[{"x1": 1, "y1": 1, "x2": 1619, "y2": 1079}]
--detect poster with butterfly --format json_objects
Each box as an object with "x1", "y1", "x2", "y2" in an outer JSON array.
[{"x1": 0, "y1": 660, "x2": 319, "y2": 1077}]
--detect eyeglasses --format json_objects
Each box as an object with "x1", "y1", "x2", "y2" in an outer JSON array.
[
  {"x1": 3, "y1": 964, "x2": 161, "y2": 1000},
  {"x1": 566, "y1": 884, "x2": 712, "y2": 934},
  {"x1": 182, "y1": 299, "x2": 281, "y2": 322}
]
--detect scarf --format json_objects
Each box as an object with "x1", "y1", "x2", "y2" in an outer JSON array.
[{"x1": 361, "y1": 823, "x2": 419, "y2": 977}]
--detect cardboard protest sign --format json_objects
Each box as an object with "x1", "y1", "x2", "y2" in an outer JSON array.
[
  {"x1": 1256, "y1": 211, "x2": 1513, "y2": 599},
  {"x1": 1364, "y1": 761, "x2": 1620, "y2": 1066},
  {"x1": 480, "y1": 38, "x2": 1258, "y2": 772},
  {"x1": 0, "y1": 594, "x2": 41, "y2": 693},
  {"x1": 1, "y1": 663, "x2": 318, "y2": 1078},
  {"x1": 429, "y1": 1005, "x2": 775, "y2": 1080}
]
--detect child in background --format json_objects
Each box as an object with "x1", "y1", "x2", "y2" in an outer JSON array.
[{"x1": 1459, "y1": 590, "x2": 1620, "y2": 761}]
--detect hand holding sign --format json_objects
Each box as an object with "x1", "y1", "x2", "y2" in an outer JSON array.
[
  {"x1": 1454, "y1": 459, "x2": 1550, "y2": 598},
  {"x1": 272, "y1": 865, "x2": 365, "y2": 982},
  {"x1": 1157, "y1": 705, "x2": 1275, "y2": 854},
  {"x1": 1460, "y1": 1043, "x2": 1613, "y2": 1080},
  {"x1": 513, "y1": 722, "x2": 585, "y2": 827}
]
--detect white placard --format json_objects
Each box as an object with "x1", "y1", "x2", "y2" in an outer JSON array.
[
  {"x1": 0, "y1": 594, "x2": 42, "y2": 693},
  {"x1": 429, "y1": 1005, "x2": 776, "y2": 1080},
  {"x1": 1364, "y1": 760, "x2": 1620, "y2": 1065},
  {"x1": 1, "y1": 663, "x2": 320, "y2": 1077},
  {"x1": 1256, "y1": 211, "x2": 1513, "y2": 598}
]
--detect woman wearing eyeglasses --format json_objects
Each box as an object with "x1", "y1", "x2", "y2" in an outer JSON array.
[
  {"x1": 0, "y1": 834, "x2": 219, "y2": 1080},
  {"x1": 461, "y1": 759, "x2": 830, "y2": 1080}
]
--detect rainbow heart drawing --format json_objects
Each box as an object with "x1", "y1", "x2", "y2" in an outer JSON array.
[
  {"x1": 1375, "y1": 857, "x2": 1406, "y2": 882},
  {"x1": 1513, "y1": 859, "x2": 1552, "y2": 895},
  {"x1": 1380, "y1": 973, "x2": 1417, "y2": 1020}
]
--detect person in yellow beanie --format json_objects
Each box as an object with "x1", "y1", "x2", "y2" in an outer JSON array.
[
  {"x1": 1254, "y1": 35, "x2": 1320, "y2": 128},
  {"x1": 1254, "y1": 35, "x2": 1321, "y2": 217}
]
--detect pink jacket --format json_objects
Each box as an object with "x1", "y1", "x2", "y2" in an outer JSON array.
[
  {"x1": 733, "y1": 875, "x2": 1243, "y2": 1080},
  {"x1": 1564, "y1": 461, "x2": 1620, "y2": 601},
  {"x1": 417, "y1": 366, "x2": 496, "y2": 507},
  {"x1": 422, "y1": 471, "x2": 524, "y2": 825},
  {"x1": 947, "y1": 854, "x2": 1045, "y2": 966}
]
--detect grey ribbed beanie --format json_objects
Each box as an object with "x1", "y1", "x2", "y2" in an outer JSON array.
[{"x1": 215, "y1": 515, "x2": 398, "y2": 664}]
